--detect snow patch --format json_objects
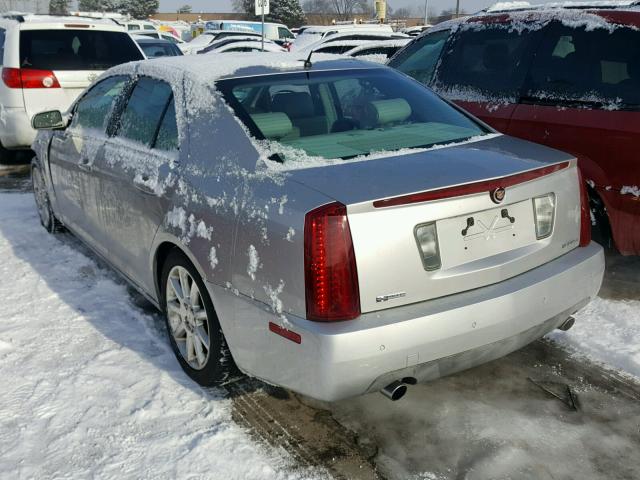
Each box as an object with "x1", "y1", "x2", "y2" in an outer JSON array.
[
  {"x1": 208, "y1": 246, "x2": 218, "y2": 270},
  {"x1": 247, "y1": 245, "x2": 260, "y2": 281},
  {"x1": 621, "y1": 186, "x2": 639, "y2": 197}
]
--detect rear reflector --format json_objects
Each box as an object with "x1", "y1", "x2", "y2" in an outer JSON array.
[
  {"x1": 304, "y1": 202, "x2": 360, "y2": 321},
  {"x1": 269, "y1": 322, "x2": 301, "y2": 344},
  {"x1": 2, "y1": 68, "x2": 60, "y2": 89},
  {"x1": 578, "y1": 168, "x2": 592, "y2": 247},
  {"x1": 373, "y1": 161, "x2": 571, "y2": 208}
]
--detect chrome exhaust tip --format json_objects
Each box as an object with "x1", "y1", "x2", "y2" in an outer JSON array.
[
  {"x1": 558, "y1": 316, "x2": 576, "y2": 331},
  {"x1": 381, "y1": 380, "x2": 408, "y2": 401}
]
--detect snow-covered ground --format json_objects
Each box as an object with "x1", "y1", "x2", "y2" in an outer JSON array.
[
  {"x1": 0, "y1": 192, "x2": 323, "y2": 479},
  {"x1": 548, "y1": 296, "x2": 640, "y2": 380}
]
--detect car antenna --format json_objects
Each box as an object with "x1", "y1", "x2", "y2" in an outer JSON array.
[{"x1": 302, "y1": 51, "x2": 313, "y2": 68}]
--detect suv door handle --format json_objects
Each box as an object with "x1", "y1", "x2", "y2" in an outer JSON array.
[
  {"x1": 78, "y1": 157, "x2": 92, "y2": 172},
  {"x1": 133, "y1": 175, "x2": 155, "y2": 195}
]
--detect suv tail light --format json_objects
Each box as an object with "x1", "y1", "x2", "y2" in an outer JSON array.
[
  {"x1": 304, "y1": 202, "x2": 360, "y2": 321},
  {"x1": 578, "y1": 168, "x2": 591, "y2": 247},
  {"x1": 2, "y1": 68, "x2": 61, "y2": 89}
]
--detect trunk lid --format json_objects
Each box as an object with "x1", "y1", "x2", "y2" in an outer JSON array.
[{"x1": 290, "y1": 135, "x2": 583, "y2": 313}]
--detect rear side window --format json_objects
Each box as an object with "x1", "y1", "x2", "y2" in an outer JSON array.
[
  {"x1": 316, "y1": 45, "x2": 355, "y2": 54},
  {"x1": 0, "y1": 29, "x2": 5, "y2": 66},
  {"x1": 72, "y1": 75, "x2": 130, "y2": 132},
  {"x1": 116, "y1": 77, "x2": 177, "y2": 150},
  {"x1": 353, "y1": 46, "x2": 398, "y2": 58},
  {"x1": 525, "y1": 23, "x2": 640, "y2": 108},
  {"x1": 140, "y1": 42, "x2": 182, "y2": 58},
  {"x1": 19, "y1": 30, "x2": 143, "y2": 71},
  {"x1": 390, "y1": 30, "x2": 449, "y2": 85},
  {"x1": 436, "y1": 26, "x2": 537, "y2": 101}
]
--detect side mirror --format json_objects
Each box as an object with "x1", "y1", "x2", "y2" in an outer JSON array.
[{"x1": 31, "y1": 110, "x2": 67, "y2": 130}]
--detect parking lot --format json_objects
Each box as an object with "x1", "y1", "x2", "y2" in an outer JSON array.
[{"x1": 1, "y1": 5, "x2": 639, "y2": 479}]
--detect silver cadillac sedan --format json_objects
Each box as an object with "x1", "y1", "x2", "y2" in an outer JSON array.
[{"x1": 30, "y1": 54, "x2": 604, "y2": 402}]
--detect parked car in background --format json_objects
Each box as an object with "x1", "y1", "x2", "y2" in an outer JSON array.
[
  {"x1": 0, "y1": 14, "x2": 144, "y2": 161},
  {"x1": 204, "y1": 20, "x2": 295, "y2": 43},
  {"x1": 401, "y1": 25, "x2": 432, "y2": 36},
  {"x1": 296, "y1": 31, "x2": 408, "y2": 54},
  {"x1": 134, "y1": 36, "x2": 183, "y2": 58},
  {"x1": 30, "y1": 54, "x2": 603, "y2": 402},
  {"x1": 389, "y1": 3, "x2": 640, "y2": 255},
  {"x1": 202, "y1": 40, "x2": 286, "y2": 54},
  {"x1": 182, "y1": 30, "x2": 262, "y2": 54},
  {"x1": 125, "y1": 20, "x2": 157, "y2": 32},
  {"x1": 197, "y1": 35, "x2": 268, "y2": 54},
  {"x1": 292, "y1": 23, "x2": 394, "y2": 50},
  {"x1": 344, "y1": 39, "x2": 412, "y2": 63}
]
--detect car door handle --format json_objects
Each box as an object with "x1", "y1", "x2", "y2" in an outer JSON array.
[
  {"x1": 133, "y1": 175, "x2": 155, "y2": 195},
  {"x1": 78, "y1": 157, "x2": 92, "y2": 172}
]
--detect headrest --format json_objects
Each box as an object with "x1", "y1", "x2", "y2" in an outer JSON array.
[
  {"x1": 250, "y1": 112, "x2": 293, "y2": 139},
  {"x1": 271, "y1": 92, "x2": 315, "y2": 119},
  {"x1": 364, "y1": 98, "x2": 412, "y2": 126}
]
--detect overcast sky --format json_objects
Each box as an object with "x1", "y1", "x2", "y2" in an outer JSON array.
[{"x1": 158, "y1": 0, "x2": 525, "y2": 16}]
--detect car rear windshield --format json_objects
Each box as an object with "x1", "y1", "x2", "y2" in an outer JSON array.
[
  {"x1": 218, "y1": 68, "x2": 488, "y2": 161},
  {"x1": 20, "y1": 30, "x2": 143, "y2": 71}
]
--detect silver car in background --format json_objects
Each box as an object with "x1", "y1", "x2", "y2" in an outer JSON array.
[{"x1": 30, "y1": 55, "x2": 604, "y2": 402}]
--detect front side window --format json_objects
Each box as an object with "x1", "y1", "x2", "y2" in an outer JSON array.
[
  {"x1": 20, "y1": 30, "x2": 143, "y2": 71},
  {"x1": 435, "y1": 25, "x2": 537, "y2": 102},
  {"x1": 524, "y1": 22, "x2": 640, "y2": 108},
  {"x1": 218, "y1": 69, "x2": 487, "y2": 161},
  {"x1": 115, "y1": 77, "x2": 176, "y2": 149},
  {"x1": 389, "y1": 30, "x2": 449, "y2": 85},
  {"x1": 128, "y1": 25, "x2": 140, "y2": 31},
  {"x1": 72, "y1": 75, "x2": 130, "y2": 132}
]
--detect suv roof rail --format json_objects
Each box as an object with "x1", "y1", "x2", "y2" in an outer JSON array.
[
  {"x1": 0, "y1": 13, "x2": 123, "y2": 26},
  {"x1": 0, "y1": 14, "x2": 26, "y2": 22},
  {"x1": 484, "y1": 0, "x2": 640, "y2": 13}
]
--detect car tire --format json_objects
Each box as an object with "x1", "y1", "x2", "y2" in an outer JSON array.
[
  {"x1": 32, "y1": 164, "x2": 63, "y2": 233},
  {"x1": 589, "y1": 189, "x2": 613, "y2": 250},
  {"x1": 161, "y1": 249, "x2": 236, "y2": 387}
]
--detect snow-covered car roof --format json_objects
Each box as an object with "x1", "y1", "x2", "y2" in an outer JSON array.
[
  {"x1": 345, "y1": 39, "x2": 412, "y2": 53},
  {"x1": 0, "y1": 13, "x2": 125, "y2": 30},
  {"x1": 486, "y1": 0, "x2": 640, "y2": 11}
]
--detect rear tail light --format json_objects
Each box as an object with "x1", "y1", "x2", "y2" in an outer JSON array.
[
  {"x1": 1, "y1": 68, "x2": 60, "y2": 89},
  {"x1": 532, "y1": 193, "x2": 556, "y2": 240},
  {"x1": 304, "y1": 202, "x2": 360, "y2": 321},
  {"x1": 577, "y1": 168, "x2": 592, "y2": 247},
  {"x1": 414, "y1": 222, "x2": 441, "y2": 270}
]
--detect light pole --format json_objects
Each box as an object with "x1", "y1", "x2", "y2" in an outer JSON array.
[{"x1": 424, "y1": 0, "x2": 429, "y2": 25}]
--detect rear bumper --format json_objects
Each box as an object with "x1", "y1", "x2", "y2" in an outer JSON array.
[
  {"x1": 212, "y1": 242, "x2": 604, "y2": 402},
  {"x1": 0, "y1": 107, "x2": 36, "y2": 149}
]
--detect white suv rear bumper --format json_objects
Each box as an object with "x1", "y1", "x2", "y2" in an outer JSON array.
[
  {"x1": 0, "y1": 107, "x2": 36, "y2": 149},
  {"x1": 212, "y1": 242, "x2": 604, "y2": 402}
]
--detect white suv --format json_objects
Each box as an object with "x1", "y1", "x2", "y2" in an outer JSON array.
[{"x1": 0, "y1": 14, "x2": 144, "y2": 160}]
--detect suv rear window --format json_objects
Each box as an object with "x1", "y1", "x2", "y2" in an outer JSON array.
[
  {"x1": 524, "y1": 22, "x2": 640, "y2": 108},
  {"x1": 20, "y1": 30, "x2": 143, "y2": 71}
]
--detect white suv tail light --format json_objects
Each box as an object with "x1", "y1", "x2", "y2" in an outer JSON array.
[
  {"x1": 533, "y1": 193, "x2": 556, "y2": 239},
  {"x1": 2, "y1": 67, "x2": 61, "y2": 89}
]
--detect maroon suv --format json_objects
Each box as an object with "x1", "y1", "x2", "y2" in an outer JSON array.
[{"x1": 389, "y1": 4, "x2": 640, "y2": 255}]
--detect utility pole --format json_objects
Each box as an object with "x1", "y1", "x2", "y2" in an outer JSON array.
[
  {"x1": 424, "y1": 0, "x2": 429, "y2": 24},
  {"x1": 455, "y1": 0, "x2": 460, "y2": 16}
]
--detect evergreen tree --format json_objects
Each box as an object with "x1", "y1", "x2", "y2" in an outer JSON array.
[
  {"x1": 121, "y1": 0, "x2": 160, "y2": 19},
  {"x1": 77, "y1": 0, "x2": 120, "y2": 12},
  {"x1": 177, "y1": 4, "x2": 192, "y2": 13},
  {"x1": 233, "y1": 0, "x2": 306, "y2": 27},
  {"x1": 49, "y1": 0, "x2": 71, "y2": 14}
]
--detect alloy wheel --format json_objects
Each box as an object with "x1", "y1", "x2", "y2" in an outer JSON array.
[{"x1": 165, "y1": 265, "x2": 211, "y2": 370}]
